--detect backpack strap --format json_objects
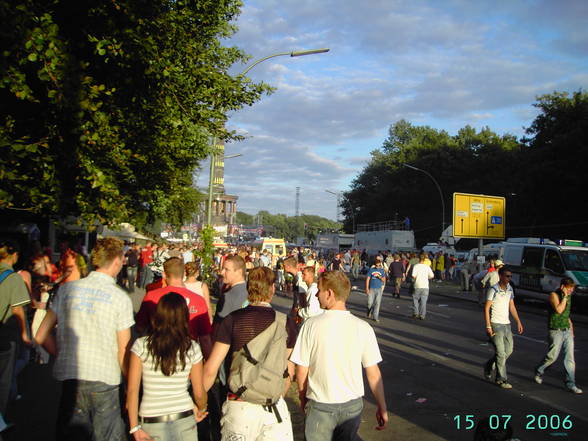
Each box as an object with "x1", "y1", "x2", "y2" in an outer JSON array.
[
  {"x1": 242, "y1": 345, "x2": 258, "y2": 365},
  {"x1": 0, "y1": 269, "x2": 14, "y2": 284}
]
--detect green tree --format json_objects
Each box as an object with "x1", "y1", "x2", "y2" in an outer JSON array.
[
  {"x1": 0, "y1": 0, "x2": 271, "y2": 228},
  {"x1": 519, "y1": 90, "x2": 588, "y2": 239},
  {"x1": 195, "y1": 224, "x2": 215, "y2": 284},
  {"x1": 343, "y1": 120, "x2": 521, "y2": 245},
  {"x1": 235, "y1": 211, "x2": 254, "y2": 225}
]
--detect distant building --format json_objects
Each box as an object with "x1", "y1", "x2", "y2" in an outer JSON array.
[{"x1": 200, "y1": 140, "x2": 238, "y2": 234}]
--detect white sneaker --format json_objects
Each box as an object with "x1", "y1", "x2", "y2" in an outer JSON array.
[
  {"x1": 568, "y1": 385, "x2": 583, "y2": 394},
  {"x1": 534, "y1": 374, "x2": 543, "y2": 384}
]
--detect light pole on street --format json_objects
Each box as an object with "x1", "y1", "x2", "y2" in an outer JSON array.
[
  {"x1": 325, "y1": 190, "x2": 341, "y2": 223},
  {"x1": 403, "y1": 163, "x2": 445, "y2": 238},
  {"x1": 206, "y1": 48, "x2": 330, "y2": 226}
]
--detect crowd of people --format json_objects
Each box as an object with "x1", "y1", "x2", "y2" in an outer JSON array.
[
  {"x1": 0, "y1": 238, "x2": 388, "y2": 441},
  {"x1": 1, "y1": 236, "x2": 583, "y2": 441}
]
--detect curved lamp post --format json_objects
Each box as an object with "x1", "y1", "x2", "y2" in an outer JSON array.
[
  {"x1": 207, "y1": 48, "x2": 330, "y2": 226},
  {"x1": 325, "y1": 190, "x2": 341, "y2": 223},
  {"x1": 403, "y1": 163, "x2": 445, "y2": 238}
]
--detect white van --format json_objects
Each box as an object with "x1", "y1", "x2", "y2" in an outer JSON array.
[{"x1": 500, "y1": 238, "x2": 588, "y2": 305}]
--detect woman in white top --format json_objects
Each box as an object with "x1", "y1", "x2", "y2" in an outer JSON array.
[
  {"x1": 127, "y1": 292, "x2": 208, "y2": 441},
  {"x1": 184, "y1": 261, "x2": 213, "y2": 323}
]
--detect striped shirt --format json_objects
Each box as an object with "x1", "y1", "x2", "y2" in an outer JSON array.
[{"x1": 132, "y1": 336, "x2": 203, "y2": 417}]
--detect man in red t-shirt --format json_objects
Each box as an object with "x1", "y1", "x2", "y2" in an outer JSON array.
[
  {"x1": 138, "y1": 241, "x2": 153, "y2": 288},
  {"x1": 136, "y1": 257, "x2": 212, "y2": 358}
]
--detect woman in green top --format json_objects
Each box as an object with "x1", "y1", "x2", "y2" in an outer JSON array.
[{"x1": 534, "y1": 277, "x2": 582, "y2": 394}]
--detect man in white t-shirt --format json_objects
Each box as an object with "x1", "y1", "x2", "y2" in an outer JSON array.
[
  {"x1": 484, "y1": 266, "x2": 524, "y2": 389},
  {"x1": 260, "y1": 250, "x2": 271, "y2": 267},
  {"x1": 411, "y1": 253, "x2": 434, "y2": 320},
  {"x1": 298, "y1": 266, "x2": 323, "y2": 322},
  {"x1": 290, "y1": 271, "x2": 388, "y2": 441}
]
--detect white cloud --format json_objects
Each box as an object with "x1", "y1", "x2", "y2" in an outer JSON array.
[{"x1": 199, "y1": 0, "x2": 588, "y2": 219}]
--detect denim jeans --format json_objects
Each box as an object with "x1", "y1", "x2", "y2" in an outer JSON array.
[
  {"x1": 351, "y1": 264, "x2": 360, "y2": 280},
  {"x1": 139, "y1": 265, "x2": 153, "y2": 288},
  {"x1": 367, "y1": 287, "x2": 384, "y2": 320},
  {"x1": 142, "y1": 414, "x2": 198, "y2": 441},
  {"x1": 485, "y1": 323, "x2": 513, "y2": 383},
  {"x1": 536, "y1": 328, "x2": 576, "y2": 388},
  {"x1": 412, "y1": 288, "x2": 429, "y2": 318},
  {"x1": 127, "y1": 266, "x2": 137, "y2": 292},
  {"x1": 57, "y1": 379, "x2": 125, "y2": 441},
  {"x1": 305, "y1": 398, "x2": 363, "y2": 441},
  {"x1": 0, "y1": 341, "x2": 16, "y2": 414}
]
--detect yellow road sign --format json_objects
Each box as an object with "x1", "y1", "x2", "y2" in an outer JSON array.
[{"x1": 453, "y1": 193, "x2": 505, "y2": 239}]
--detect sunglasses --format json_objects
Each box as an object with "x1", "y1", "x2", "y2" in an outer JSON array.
[{"x1": 504, "y1": 274, "x2": 513, "y2": 278}]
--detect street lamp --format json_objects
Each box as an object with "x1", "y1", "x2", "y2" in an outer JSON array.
[
  {"x1": 207, "y1": 153, "x2": 243, "y2": 225},
  {"x1": 325, "y1": 190, "x2": 341, "y2": 223},
  {"x1": 239, "y1": 48, "x2": 330, "y2": 76},
  {"x1": 206, "y1": 48, "x2": 330, "y2": 226},
  {"x1": 403, "y1": 163, "x2": 445, "y2": 238}
]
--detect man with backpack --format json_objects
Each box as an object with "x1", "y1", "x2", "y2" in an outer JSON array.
[{"x1": 203, "y1": 267, "x2": 298, "y2": 440}]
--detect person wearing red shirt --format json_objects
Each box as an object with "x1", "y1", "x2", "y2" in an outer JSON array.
[
  {"x1": 138, "y1": 241, "x2": 154, "y2": 288},
  {"x1": 136, "y1": 257, "x2": 212, "y2": 359}
]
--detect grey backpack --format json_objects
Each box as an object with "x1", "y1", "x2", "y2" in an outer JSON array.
[{"x1": 228, "y1": 311, "x2": 288, "y2": 410}]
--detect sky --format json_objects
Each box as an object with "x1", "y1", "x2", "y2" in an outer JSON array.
[{"x1": 195, "y1": 0, "x2": 588, "y2": 222}]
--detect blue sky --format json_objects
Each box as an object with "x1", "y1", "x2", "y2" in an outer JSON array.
[{"x1": 195, "y1": 0, "x2": 588, "y2": 221}]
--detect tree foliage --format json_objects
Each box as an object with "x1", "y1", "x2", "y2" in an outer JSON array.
[
  {"x1": 0, "y1": 0, "x2": 271, "y2": 228},
  {"x1": 343, "y1": 90, "x2": 588, "y2": 246},
  {"x1": 236, "y1": 210, "x2": 341, "y2": 243},
  {"x1": 195, "y1": 223, "x2": 215, "y2": 284}
]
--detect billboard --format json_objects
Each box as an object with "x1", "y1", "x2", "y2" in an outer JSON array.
[{"x1": 453, "y1": 193, "x2": 505, "y2": 239}]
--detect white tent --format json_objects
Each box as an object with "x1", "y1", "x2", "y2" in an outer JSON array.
[{"x1": 98, "y1": 223, "x2": 151, "y2": 241}]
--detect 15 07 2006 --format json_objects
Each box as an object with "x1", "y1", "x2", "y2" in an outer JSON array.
[{"x1": 452, "y1": 414, "x2": 573, "y2": 432}]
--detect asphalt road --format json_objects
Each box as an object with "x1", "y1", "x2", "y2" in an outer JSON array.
[
  {"x1": 4, "y1": 279, "x2": 586, "y2": 441},
  {"x1": 324, "y1": 280, "x2": 588, "y2": 441}
]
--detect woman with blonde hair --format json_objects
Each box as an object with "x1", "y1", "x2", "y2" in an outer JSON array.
[
  {"x1": 127, "y1": 292, "x2": 208, "y2": 441},
  {"x1": 184, "y1": 261, "x2": 213, "y2": 323}
]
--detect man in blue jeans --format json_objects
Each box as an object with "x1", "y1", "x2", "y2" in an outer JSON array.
[
  {"x1": 483, "y1": 267, "x2": 524, "y2": 389},
  {"x1": 291, "y1": 270, "x2": 388, "y2": 441},
  {"x1": 365, "y1": 257, "x2": 386, "y2": 322},
  {"x1": 36, "y1": 238, "x2": 134, "y2": 440},
  {"x1": 534, "y1": 277, "x2": 583, "y2": 394}
]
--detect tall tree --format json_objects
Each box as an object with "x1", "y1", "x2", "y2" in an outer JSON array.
[
  {"x1": 0, "y1": 0, "x2": 271, "y2": 228},
  {"x1": 343, "y1": 120, "x2": 521, "y2": 245},
  {"x1": 520, "y1": 90, "x2": 588, "y2": 239}
]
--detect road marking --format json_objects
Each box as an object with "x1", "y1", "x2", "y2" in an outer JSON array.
[
  {"x1": 514, "y1": 334, "x2": 546, "y2": 344},
  {"x1": 427, "y1": 311, "x2": 451, "y2": 319},
  {"x1": 524, "y1": 394, "x2": 588, "y2": 424}
]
